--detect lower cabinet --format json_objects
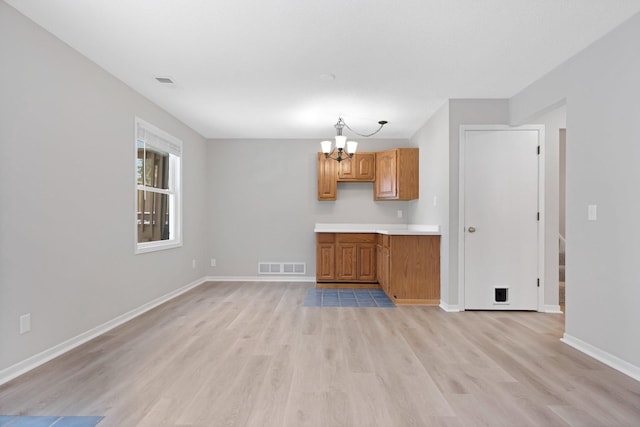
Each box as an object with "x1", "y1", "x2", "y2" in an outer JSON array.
[
  {"x1": 378, "y1": 234, "x2": 440, "y2": 304},
  {"x1": 316, "y1": 233, "x2": 377, "y2": 283},
  {"x1": 316, "y1": 232, "x2": 440, "y2": 304}
]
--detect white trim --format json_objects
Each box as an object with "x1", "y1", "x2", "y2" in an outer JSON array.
[
  {"x1": 542, "y1": 304, "x2": 563, "y2": 313},
  {"x1": 562, "y1": 333, "x2": 640, "y2": 382},
  {"x1": 439, "y1": 302, "x2": 461, "y2": 312},
  {"x1": 206, "y1": 275, "x2": 315, "y2": 283},
  {"x1": 458, "y1": 125, "x2": 545, "y2": 312},
  {"x1": 136, "y1": 239, "x2": 183, "y2": 254},
  {"x1": 0, "y1": 277, "x2": 207, "y2": 386}
]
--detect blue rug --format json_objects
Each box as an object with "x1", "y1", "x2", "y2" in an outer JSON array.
[
  {"x1": 0, "y1": 416, "x2": 103, "y2": 427},
  {"x1": 304, "y1": 288, "x2": 395, "y2": 307}
]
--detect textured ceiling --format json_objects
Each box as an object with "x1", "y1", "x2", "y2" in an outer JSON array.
[{"x1": 6, "y1": 0, "x2": 640, "y2": 139}]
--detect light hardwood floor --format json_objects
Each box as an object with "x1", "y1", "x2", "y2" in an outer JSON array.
[{"x1": 1, "y1": 281, "x2": 639, "y2": 426}]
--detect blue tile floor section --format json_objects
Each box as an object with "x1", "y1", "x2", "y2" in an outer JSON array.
[
  {"x1": 0, "y1": 416, "x2": 103, "y2": 427},
  {"x1": 304, "y1": 288, "x2": 396, "y2": 307}
]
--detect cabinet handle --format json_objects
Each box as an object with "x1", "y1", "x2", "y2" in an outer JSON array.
[{"x1": 467, "y1": 226, "x2": 476, "y2": 233}]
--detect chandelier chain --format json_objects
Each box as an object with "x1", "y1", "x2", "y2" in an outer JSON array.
[{"x1": 340, "y1": 117, "x2": 387, "y2": 138}]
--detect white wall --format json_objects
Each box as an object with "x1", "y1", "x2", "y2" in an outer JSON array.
[
  {"x1": 0, "y1": 3, "x2": 208, "y2": 374},
  {"x1": 408, "y1": 101, "x2": 451, "y2": 307},
  {"x1": 510, "y1": 12, "x2": 640, "y2": 372},
  {"x1": 205, "y1": 138, "x2": 412, "y2": 277}
]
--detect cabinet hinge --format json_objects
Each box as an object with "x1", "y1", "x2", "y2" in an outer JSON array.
[
  {"x1": 537, "y1": 278, "x2": 540, "y2": 287},
  {"x1": 537, "y1": 212, "x2": 540, "y2": 221},
  {"x1": 537, "y1": 146, "x2": 540, "y2": 155}
]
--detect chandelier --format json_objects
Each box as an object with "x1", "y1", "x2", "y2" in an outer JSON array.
[{"x1": 320, "y1": 117, "x2": 388, "y2": 162}]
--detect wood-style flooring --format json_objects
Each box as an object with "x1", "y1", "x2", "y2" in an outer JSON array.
[{"x1": 1, "y1": 281, "x2": 639, "y2": 426}]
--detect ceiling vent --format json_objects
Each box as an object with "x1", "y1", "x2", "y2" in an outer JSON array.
[
  {"x1": 155, "y1": 76, "x2": 175, "y2": 84},
  {"x1": 258, "y1": 262, "x2": 306, "y2": 275}
]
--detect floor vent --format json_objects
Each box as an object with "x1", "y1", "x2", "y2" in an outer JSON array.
[{"x1": 258, "y1": 262, "x2": 306, "y2": 275}]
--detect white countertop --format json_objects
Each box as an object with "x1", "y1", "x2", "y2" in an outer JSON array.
[{"x1": 314, "y1": 223, "x2": 440, "y2": 235}]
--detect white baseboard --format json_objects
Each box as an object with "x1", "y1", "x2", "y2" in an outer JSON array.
[
  {"x1": 438, "y1": 303, "x2": 561, "y2": 313},
  {"x1": 0, "y1": 276, "x2": 208, "y2": 386},
  {"x1": 561, "y1": 333, "x2": 640, "y2": 382},
  {"x1": 542, "y1": 304, "x2": 563, "y2": 313},
  {"x1": 206, "y1": 275, "x2": 315, "y2": 283},
  {"x1": 439, "y1": 302, "x2": 461, "y2": 312}
]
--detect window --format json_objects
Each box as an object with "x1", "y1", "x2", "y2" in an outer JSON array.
[{"x1": 135, "y1": 118, "x2": 182, "y2": 253}]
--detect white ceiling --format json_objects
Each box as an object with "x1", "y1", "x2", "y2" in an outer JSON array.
[{"x1": 6, "y1": 0, "x2": 640, "y2": 139}]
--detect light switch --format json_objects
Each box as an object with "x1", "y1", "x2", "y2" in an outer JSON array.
[{"x1": 588, "y1": 204, "x2": 597, "y2": 221}]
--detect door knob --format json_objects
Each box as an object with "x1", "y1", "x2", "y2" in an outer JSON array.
[{"x1": 468, "y1": 226, "x2": 476, "y2": 233}]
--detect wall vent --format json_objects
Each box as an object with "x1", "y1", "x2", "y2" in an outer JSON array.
[{"x1": 258, "y1": 262, "x2": 306, "y2": 275}]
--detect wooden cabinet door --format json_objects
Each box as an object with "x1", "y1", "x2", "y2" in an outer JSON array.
[
  {"x1": 338, "y1": 156, "x2": 356, "y2": 180},
  {"x1": 375, "y1": 149, "x2": 398, "y2": 199},
  {"x1": 355, "y1": 153, "x2": 375, "y2": 181},
  {"x1": 316, "y1": 243, "x2": 335, "y2": 281},
  {"x1": 357, "y1": 243, "x2": 377, "y2": 282},
  {"x1": 375, "y1": 148, "x2": 419, "y2": 201},
  {"x1": 317, "y1": 153, "x2": 338, "y2": 200},
  {"x1": 316, "y1": 233, "x2": 336, "y2": 281},
  {"x1": 336, "y1": 242, "x2": 357, "y2": 281},
  {"x1": 338, "y1": 152, "x2": 375, "y2": 181}
]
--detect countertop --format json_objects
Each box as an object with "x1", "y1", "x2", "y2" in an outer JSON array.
[{"x1": 314, "y1": 223, "x2": 441, "y2": 236}]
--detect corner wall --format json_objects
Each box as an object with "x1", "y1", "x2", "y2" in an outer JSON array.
[
  {"x1": 408, "y1": 101, "x2": 451, "y2": 307},
  {"x1": 510, "y1": 12, "x2": 640, "y2": 374}
]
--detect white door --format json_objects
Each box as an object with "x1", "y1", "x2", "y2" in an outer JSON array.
[{"x1": 462, "y1": 126, "x2": 542, "y2": 310}]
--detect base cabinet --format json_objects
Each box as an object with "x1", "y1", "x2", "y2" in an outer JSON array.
[
  {"x1": 386, "y1": 235, "x2": 440, "y2": 304},
  {"x1": 317, "y1": 232, "x2": 440, "y2": 304},
  {"x1": 376, "y1": 234, "x2": 440, "y2": 304},
  {"x1": 316, "y1": 233, "x2": 377, "y2": 283}
]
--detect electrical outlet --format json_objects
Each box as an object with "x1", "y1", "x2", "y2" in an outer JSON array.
[
  {"x1": 397, "y1": 210, "x2": 403, "y2": 218},
  {"x1": 20, "y1": 313, "x2": 31, "y2": 334},
  {"x1": 211, "y1": 258, "x2": 217, "y2": 267},
  {"x1": 192, "y1": 259, "x2": 197, "y2": 268}
]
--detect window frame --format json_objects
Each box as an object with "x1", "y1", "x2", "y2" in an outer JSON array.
[{"x1": 134, "y1": 117, "x2": 183, "y2": 254}]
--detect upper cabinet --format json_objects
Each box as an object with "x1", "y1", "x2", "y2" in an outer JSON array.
[
  {"x1": 338, "y1": 152, "x2": 375, "y2": 182},
  {"x1": 317, "y1": 148, "x2": 418, "y2": 201},
  {"x1": 374, "y1": 148, "x2": 419, "y2": 201},
  {"x1": 317, "y1": 153, "x2": 338, "y2": 200}
]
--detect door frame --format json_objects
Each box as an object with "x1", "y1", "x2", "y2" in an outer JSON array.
[{"x1": 458, "y1": 125, "x2": 545, "y2": 311}]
